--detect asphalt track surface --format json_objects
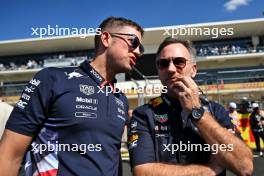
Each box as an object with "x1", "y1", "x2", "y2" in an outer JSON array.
[{"x1": 122, "y1": 155, "x2": 264, "y2": 176}]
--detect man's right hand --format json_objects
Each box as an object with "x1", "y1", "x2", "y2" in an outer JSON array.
[{"x1": 167, "y1": 76, "x2": 201, "y2": 113}]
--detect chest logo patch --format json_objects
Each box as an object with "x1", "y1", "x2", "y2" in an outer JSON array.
[
  {"x1": 80, "y1": 85, "x2": 95, "y2": 96},
  {"x1": 154, "y1": 113, "x2": 168, "y2": 123}
]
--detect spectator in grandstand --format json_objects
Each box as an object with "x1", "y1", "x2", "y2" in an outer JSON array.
[
  {"x1": 0, "y1": 16, "x2": 144, "y2": 176},
  {"x1": 70, "y1": 58, "x2": 77, "y2": 66},
  {"x1": 0, "y1": 99, "x2": 13, "y2": 139},
  {"x1": 221, "y1": 45, "x2": 228, "y2": 55},
  {"x1": 26, "y1": 60, "x2": 33, "y2": 69},
  {"x1": 128, "y1": 37, "x2": 253, "y2": 176},
  {"x1": 31, "y1": 60, "x2": 38, "y2": 68},
  {"x1": 250, "y1": 103, "x2": 264, "y2": 157},
  {"x1": 231, "y1": 45, "x2": 236, "y2": 54},
  {"x1": 203, "y1": 47, "x2": 208, "y2": 55},
  {"x1": 228, "y1": 102, "x2": 240, "y2": 128},
  {"x1": 9, "y1": 62, "x2": 17, "y2": 70},
  {"x1": 198, "y1": 48, "x2": 204, "y2": 56},
  {"x1": 194, "y1": 43, "x2": 264, "y2": 57},
  {"x1": 0, "y1": 63, "x2": 4, "y2": 71},
  {"x1": 39, "y1": 60, "x2": 44, "y2": 68}
]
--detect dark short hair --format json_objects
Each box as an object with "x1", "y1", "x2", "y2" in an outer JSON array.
[
  {"x1": 94, "y1": 16, "x2": 144, "y2": 54},
  {"x1": 156, "y1": 37, "x2": 196, "y2": 61}
]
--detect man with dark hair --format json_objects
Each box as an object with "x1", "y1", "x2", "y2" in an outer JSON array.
[
  {"x1": 0, "y1": 16, "x2": 144, "y2": 176},
  {"x1": 128, "y1": 37, "x2": 253, "y2": 176}
]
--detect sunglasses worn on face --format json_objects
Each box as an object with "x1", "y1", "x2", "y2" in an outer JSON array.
[
  {"x1": 109, "y1": 33, "x2": 144, "y2": 55},
  {"x1": 156, "y1": 57, "x2": 189, "y2": 69}
]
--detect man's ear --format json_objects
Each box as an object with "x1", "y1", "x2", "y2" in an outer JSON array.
[
  {"x1": 191, "y1": 64, "x2": 197, "y2": 78},
  {"x1": 100, "y1": 31, "x2": 111, "y2": 48}
]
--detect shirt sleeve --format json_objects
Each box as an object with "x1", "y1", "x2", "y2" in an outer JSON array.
[
  {"x1": 127, "y1": 105, "x2": 156, "y2": 168},
  {"x1": 5, "y1": 68, "x2": 55, "y2": 137}
]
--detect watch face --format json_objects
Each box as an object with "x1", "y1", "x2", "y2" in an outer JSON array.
[{"x1": 192, "y1": 107, "x2": 204, "y2": 120}]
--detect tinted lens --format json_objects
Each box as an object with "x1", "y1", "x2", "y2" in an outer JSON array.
[
  {"x1": 157, "y1": 59, "x2": 170, "y2": 69},
  {"x1": 110, "y1": 32, "x2": 144, "y2": 55},
  {"x1": 139, "y1": 44, "x2": 144, "y2": 54},
  {"x1": 157, "y1": 57, "x2": 187, "y2": 69},
  {"x1": 172, "y1": 57, "x2": 186, "y2": 68},
  {"x1": 131, "y1": 37, "x2": 139, "y2": 49},
  {"x1": 130, "y1": 37, "x2": 144, "y2": 54}
]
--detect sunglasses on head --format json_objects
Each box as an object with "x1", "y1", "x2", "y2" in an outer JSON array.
[
  {"x1": 109, "y1": 33, "x2": 144, "y2": 55},
  {"x1": 156, "y1": 57, "x2": 188, "y2": 69}
]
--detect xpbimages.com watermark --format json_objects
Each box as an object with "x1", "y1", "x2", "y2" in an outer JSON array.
[
  {"x1": 84, "y1": 85, "x2": 168, "y2": 96},
  {"x1": 163, "y1": 141, "x2": 233, "y2": 154},
  {"x1": 31, "y1": 25, "x2": 102, "y2": 38},
  {"x1": 31, "y1": 141, "x2": 102, "y2": 154},
  {"x1": 163, "y1": 26, "x2": 234, "y2": 39}
]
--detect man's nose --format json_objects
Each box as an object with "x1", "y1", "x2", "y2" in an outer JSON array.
[
  {"x1": 132, "y1": 46, "x2": 141, "y2": 57},
  {"x1": 167, "y1": 61, "x2": 176, "y2": 73}
]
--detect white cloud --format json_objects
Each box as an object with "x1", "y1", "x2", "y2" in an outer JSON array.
[{"x1": 224, "y1": 0, "x2": 251, "y2": 11}]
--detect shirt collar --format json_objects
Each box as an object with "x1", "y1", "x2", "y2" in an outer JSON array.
[
  {"x1": 79, "y1": 60, "x2": 117, "y2": 90},
  {"x1": 161, "y1": 94, "x2": 181, "y2": 108}
]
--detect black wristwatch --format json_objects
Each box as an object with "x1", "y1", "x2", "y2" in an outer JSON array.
[{"x1": 190, "y1": 106, "x2": 205, "y2": 121}]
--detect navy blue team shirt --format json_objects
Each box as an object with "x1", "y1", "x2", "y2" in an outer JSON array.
[
  {"x1": 6, "y1": 61, "x2": 129, "y2": 176},
  {"x1": 128, "y1": 94, "x2": 237, "y2": 176}
]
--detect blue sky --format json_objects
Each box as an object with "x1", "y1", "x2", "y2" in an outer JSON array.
[{"x1": 0, "y1": 0, "x2": 263, "y2": 41}]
